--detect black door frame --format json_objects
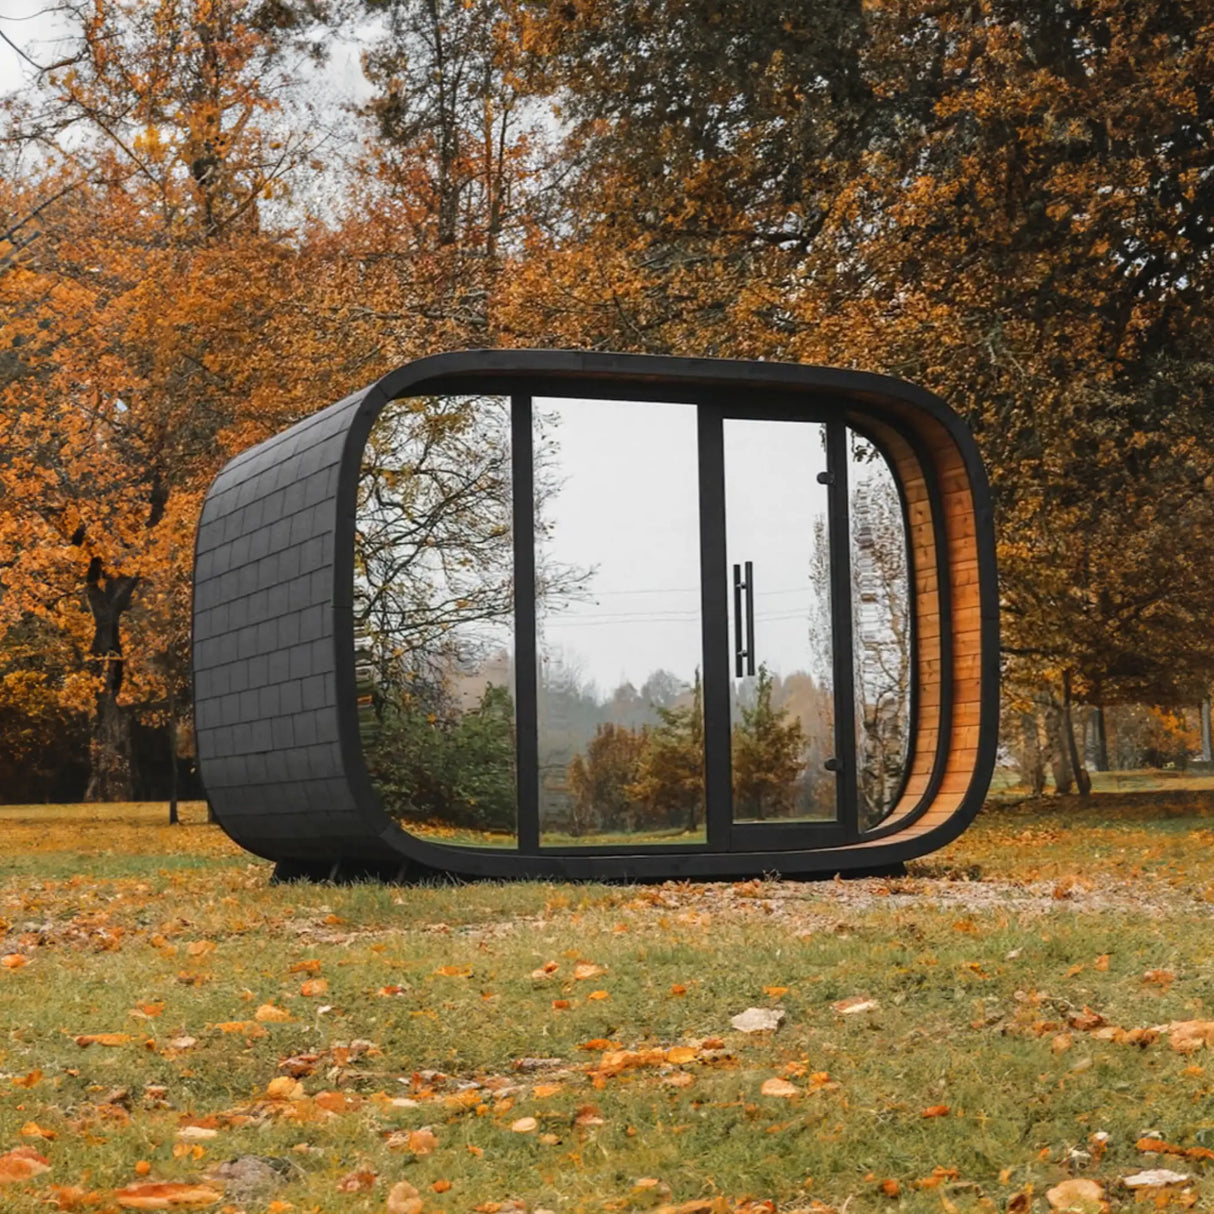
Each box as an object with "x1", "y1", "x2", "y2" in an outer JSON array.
[
  {"x1": 701, "y1": 400, "x2": 858, "y2": 852},
  {"x1": 513, "y1": 390, "x2": 861, "y2": 855}
]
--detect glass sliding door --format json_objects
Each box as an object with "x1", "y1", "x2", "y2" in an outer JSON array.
[
  {"x1": 533, "y1": 398, "x2": 706, "y2": 847},
  {"x1": 721, "y1": 416, "x2": 844, "y2": 832}
]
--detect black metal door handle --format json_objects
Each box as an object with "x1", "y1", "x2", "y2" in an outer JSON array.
[
  {"x1": 824, "y1": 757, "x2": 842, "y2": 773},
  {"x1": 733, "y1": 561, "x2": 755, "y2": 677}
]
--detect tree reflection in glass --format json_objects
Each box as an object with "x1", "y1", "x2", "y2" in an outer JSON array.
[
  {"x1": 355, "y1": 394, "x2": 518, "y2": 846},
  {"x1": 849, "y1": 431, "x2": 912, "y2": 827}
]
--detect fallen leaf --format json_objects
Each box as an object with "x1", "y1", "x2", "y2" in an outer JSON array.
[
  {"x1": 587, "y1": 989, "x2": 610, "y2": 1001},
  {"x1": 531, "y1": 961, "x2": 559, "y2": 979},
  {"x1": 510, "y1": 1117, "x2": 538, "y2": 1132},
  {"x1": 336, "y1": 1169, "x2": 376, "y2": 1193},
  {"x1": 288, "y1": 960, "x2": 321, "y2": 974},
  {"x1": 265, "y1": 1077, "x2": 305, "y2": 1101},
  {"x1": 879, "y1": 1179, "x2": 900, "y2": 1197},
  {"x1": 434, "y1": 965, "x2": 472, "y2": 977},
  {"x1": 763, "y1": 985, "x2": 789, "y2": 998},
  {"x1": 19, "y1": 1121, "x2": 57, "y2": 1139},
  {"x1": 113, "y1": 1181, "x2": 224, "y2": 1208},
  {"x1": 176, "y1": 1126, "x2": 218, "y2": 1141},
  {"x1": 45, "y1": 1184, "x2": 104, "y2": 1210},
  {"x1": 1136, "y1": 1137, "x2": 1214, "y2": 1161},
  {"x1": 1143, "y1": 969, "x2": 1175, "y2": 990},
  {"x1": 408, "y1": 1129, "x2": 438, "y2": 1155},
  {"x1": 921, "y1": 1104, "x2": 950, "y2": 1118},
  {"x1": 532, "y1": 1083, "x2": 562, "y2": 1098},
  {"x1": 2, "y1": 953, "x2": 29, "y2": 969},
  {"x1": 832, "y1": 996, "x2": 879, "y2": 1015},
  {"x1": 1123, "y1": 1169, "x2": 1190, "y2": 1189},
  {"x1": 730, "y1": 1007, "x2": 785, "y2": 1033},
  {"x1": 74, "y1": 1033, "x2": 131, "y2": 1047},
  {"x1": 299, "y1": 979, "x2": 328, "y2": 997},
  {"x1": 666, "y1": 1046, "x2": 698, "y2": 1065},
  {"x1": 1169, "y1": 1021, "x2": 1214, "y2": 1053},
  {"x1": 185, "y1": 941, "x2": 215, "y2": 958},
  {"x1": 386, "y1": 1180, "x2": 423, "y2": 1214},
  {"x1": 573, "y1": 962, "x2": 606, "y2": 981},
  {"x1": 254, "y1": 1004, "x2": 293, "y2": 1023},
  {"x1": 1046, "y1": 1178, "x2": 1106, "y2": 1212},
  {"x1": 760, "y1": 1077, "x2": 799, "y2": 1098},
  {"x1": 0, "y1": 1146, "x2": 51, "y2": 1183}
]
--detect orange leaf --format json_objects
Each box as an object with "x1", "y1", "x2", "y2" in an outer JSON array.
[
  {"x1": 74, "y1": 1033, "x2": 132, "y2": 1047},
  {"x1": 0, "y1": 1146, "x2": 51, "y2": 1184},
  {"x1": 408, "y1": 1129, "x2": 438, "y2": 1155},
  {"x1": 573, "y1": 962, "x2": 605, "y2": 981},
  {"x1": 19, "y1": 1121, "x2": 56, "y2": 1139},
  {"x1": 254, "y1": 1004, "x2": 292, "y2": 1022},
  {"x1": 2, "y1": 954, "x2": 29, "y2": 969},
  {"x1": 435, "y1": 965, "x2": 472, "y2": 977},
  {"x1": 335, "y1": 1169, "x2": 375, "y2": 1193},
  {"x1": 299, "y1": 979, "x2": 328, "y2": 997},
  {"x1": 432, "y1": 1179, "x2": 452, "y2": 1193},
  {"x1": 921, "y1": 1104, "x2": 950, "y2": 1118},
  {"x1": 288, "y1": 960, "x2": 321, "y2": 974},
  {"x1": 113, "y1": 1181, "x2": 225, "y2": 1208}
]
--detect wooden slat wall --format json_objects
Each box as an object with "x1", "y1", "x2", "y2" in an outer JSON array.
[{"x1": 848, "y1": 405, "x2": 987, "y2": 848}]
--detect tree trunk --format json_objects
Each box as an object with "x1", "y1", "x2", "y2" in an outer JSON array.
[
  {"x1": 1061, "y1": 670, "x2": 1092, "y2": 797},
  {"x1": 1020, "y1": 710, "x2": 1046, "y2": 795},
  {"x1": 83, "y1": 563, "x2": 138, "y2": 801},
  {"x1": 1090, "y1": 703, "x2": 1109, "y2": 771},
  {"x1": 1044, "y1": 695, "x2": 1074, "y2": 795},
  {"x1": 1202, "y1": 695, "x2": 1213, "y2": 764},
  {"x1": 85, "y1": 687, "x2": 133, "y2": 801},
  {"x1": 168, "y1": 689, "x2": 179, "y2": 825}
]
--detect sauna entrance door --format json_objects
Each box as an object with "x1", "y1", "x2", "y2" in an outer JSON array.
[{"x1": 703, "y1": 409, "x2": 855, "y2": 849}]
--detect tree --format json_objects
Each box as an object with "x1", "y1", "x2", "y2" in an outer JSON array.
[
  {"x1": 629, "y1": 670, "x2": 704, "y2": 833},
  {"x1": 566, "y1": 721, "x2": 647, "y2": 836},
  {"x1": 0, "y1": 0, "x2": 336, "y2": 799},
  {"x1": 512, "y1": 0, "x2": 1214, "y2": 790},
  {"x1": 731, "y1": 665, "x2": 805, "y2": 821}
]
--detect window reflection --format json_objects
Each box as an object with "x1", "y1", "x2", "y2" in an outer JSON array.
[
  {"x1": 849, "y1": 431, "x2": 912, "y2": 827},
  {"x1": 724, "y1": 419, "x2": 836, "y2": 823},
  {"x1": 535, "y1": 399, "x2": 706, "y2": 846},
  {"x1": 356, "y1": 395, "x2": 518, "y2": 847}
]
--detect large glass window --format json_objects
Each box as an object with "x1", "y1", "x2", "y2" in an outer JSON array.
[
  {"x1": 534, "y1": 398, "x2": 706, "y2": 846},
  {"x1": 723, "y1": 418, "x2": 837, "y2": 823},
  {"x1": 356, "y1": 395, "x2": 517, "y2": 847},
  {"x1": 849, "y1": 431, "x2": 912, "y2": 827}
]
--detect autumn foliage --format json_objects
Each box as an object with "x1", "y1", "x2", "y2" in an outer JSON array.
[{"x1": 4, "y1": 0, "x2": 1214, "y2": 798}]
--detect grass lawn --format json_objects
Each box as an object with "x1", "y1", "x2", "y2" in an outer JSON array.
[{"x1": 2, "y1": 785, "x2": 1214, "y2": 1212}]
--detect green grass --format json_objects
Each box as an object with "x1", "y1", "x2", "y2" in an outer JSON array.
[{"x1": 1, "y1": 785, "x2": 1213, "y2": 1211}]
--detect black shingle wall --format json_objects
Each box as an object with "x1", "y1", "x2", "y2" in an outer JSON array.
[{"x1": 192, "y1": 387, "x2": 371, "y2": 863}]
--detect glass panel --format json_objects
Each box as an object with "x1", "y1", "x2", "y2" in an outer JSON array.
[
  {"x1": 355, "y1": 394, "x2": 517, "y2": 848},
  {"x1": 849, "y1": 431, "x2": 912, "y2": 828},
  {"x1": 535, "y1": 398, "x2": 706, "y2": 847},
  {"x1": 724, "y1": 418, "x2": 836, "y2": 823}
]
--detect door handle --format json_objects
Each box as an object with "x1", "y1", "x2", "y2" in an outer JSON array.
[{"x1": 733, "y1": 561, "x2": 755, "y2": 677}]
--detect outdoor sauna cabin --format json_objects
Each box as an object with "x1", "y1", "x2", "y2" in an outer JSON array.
[{"x1": 192, "y1": 351, "x2": 998, "y2": 881}]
